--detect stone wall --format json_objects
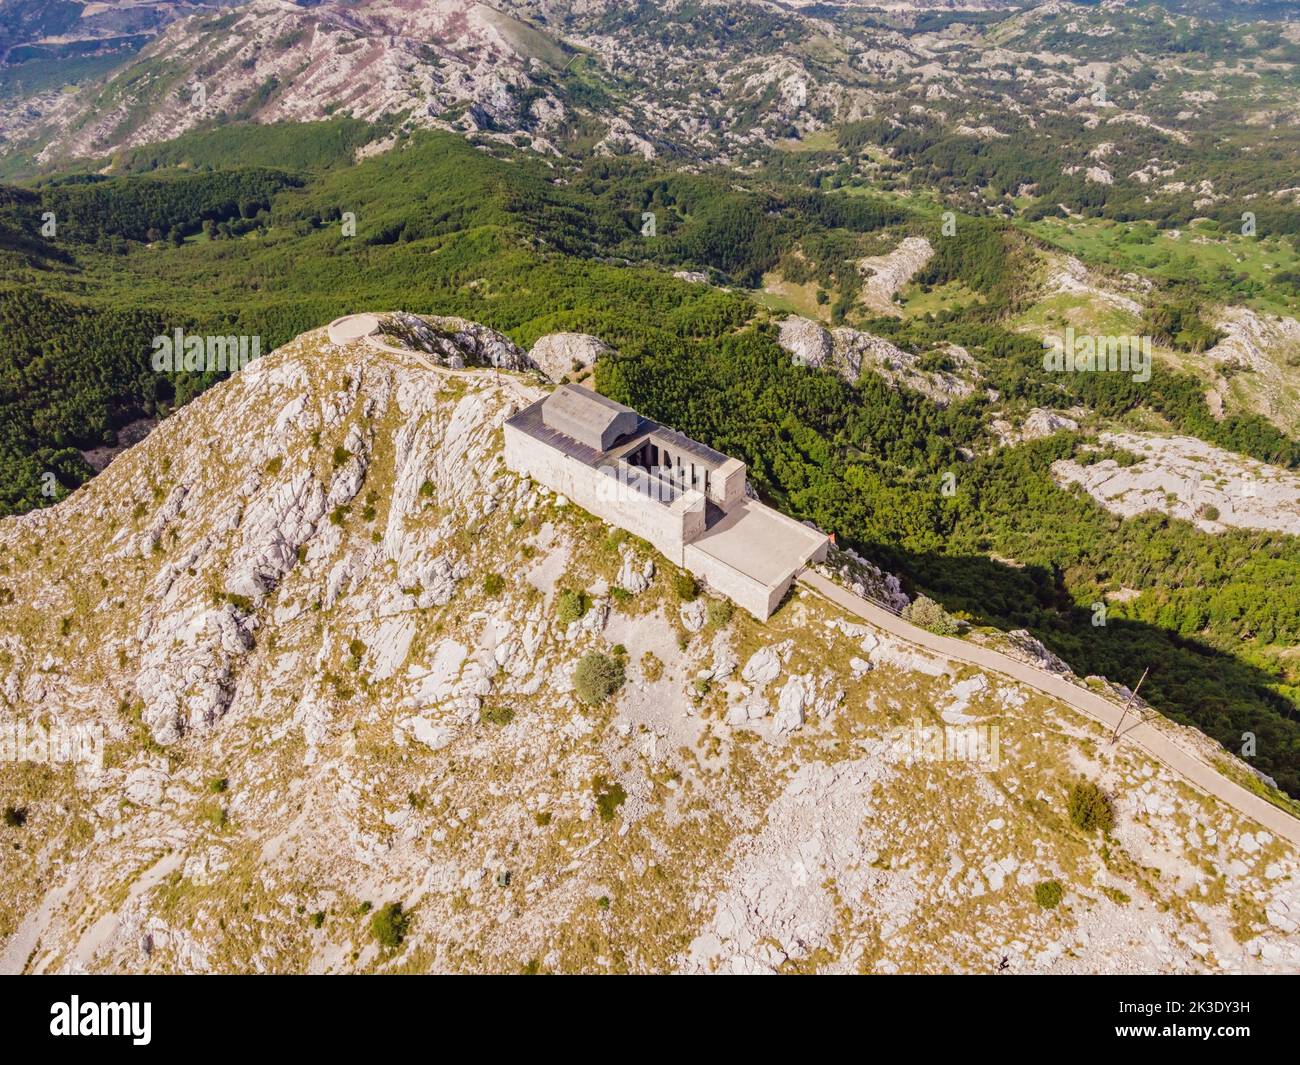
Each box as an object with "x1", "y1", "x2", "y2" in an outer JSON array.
[
  {"x1": 505, "y1": 424, "x2": 689, "y2": 563},
  {"x1": 712, "y1": 457, "x2": 747, "y2": 509},
  {"x1": 683, "y1": 544, "x2": 782, "y2": 619}
]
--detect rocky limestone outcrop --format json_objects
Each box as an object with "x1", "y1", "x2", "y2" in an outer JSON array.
[
  {"x1": 856, "y1": 236, "x2": 934, "y2": 315},
  {"x1": 1042, "y1": 254, "x2": 1145, "y2": 316},
  {"x1": 1052, "y1": 431, "x2": 1300, "y2": 536},
  {"x1": 779, "y1": 316, "x2": 980, "y2": 406},
  {"x1": 527, "y1": 333, "x2": 611, "y2": 383},
  {"x1": 990, "y1": 408, "x2": 1081, "y2": 447},
  {"x1": 381, "y1": 312, "x2": 533, "y2": 371}
]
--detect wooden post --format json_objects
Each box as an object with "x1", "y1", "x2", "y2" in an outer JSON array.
[{"x1": 1109, "y1": 666, "x2": 1149, "y2": 745}]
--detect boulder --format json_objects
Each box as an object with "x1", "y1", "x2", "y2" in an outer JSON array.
[
  {"x1": 742, "y1": 646, "x2": 782, "y2": 686},
  {"x1": 528, "y1": 333, "x2": 611, "y2": 383}
]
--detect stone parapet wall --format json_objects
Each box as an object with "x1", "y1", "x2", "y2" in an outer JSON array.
[
  {"x1": 505, "y1": 423, "x2": 689, "y2": 563},
  {"x1": 683, "y1": 543, "x2": 781, "y2": 619}
]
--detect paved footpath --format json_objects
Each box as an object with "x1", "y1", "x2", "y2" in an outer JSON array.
[{"x1": 798, "y1": 570, "x2": 1300, "y2": 849}]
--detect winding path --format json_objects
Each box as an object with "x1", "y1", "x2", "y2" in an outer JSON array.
[{"x1": 797, "y1": 570, "x2": 1300, "y2": 849}]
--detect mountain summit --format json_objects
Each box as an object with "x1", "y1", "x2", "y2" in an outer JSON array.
[{"x1": 2, "y1": 317, "x2": 1299, "y2": 974}]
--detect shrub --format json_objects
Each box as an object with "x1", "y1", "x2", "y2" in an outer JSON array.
[
  {"x1": 224, "y1": 592, "x2": 254, "y2": 614},
  {"x1": 574, "y1": 652, "x2": 625, "y2": 705},
  {"x1": 641, "y1": 652, "x2": 663, "y2": 682},
  {"x1": 483, "y1": 572, "x2": 505, "y2": 597},
  {"x1": 346, "y1": 638, "x2": 366, "y2": 671},
  {"x1": 208, "y1": 777, "x2": 228, "y2": 794},
  {"x1": 331, "y1": 445, "x2": 351, "y2": 469},
  {"x1": 369, "y1": 902, "x2": 410, "y2": 948},
  {"x1": 201, "y1": 803, "x2": 228, "y2": 830},
  {"x1": 592, "y1": 775, "x2": 627, "y2": 822},
  {"x1": 901, "y1": 594, "x2": 959, "y2": 636},
  {"x1": 555, "y1": 588, "x2": 589, "y2": 625},
  {"x1": 1068, "y1": 778, "x2": 1115, "y2": 833},
  {"x1": 706, "y1": 599, "x2": 734, "y2": 627},
  {"x1": 1035, "y1": 880, "x2": 1064, "y2": 909},
  {"x1": 3, "y1": 805, "x2": 27, "y2": 828},
  {"x1": 310, "y1": 911, "x2": 326, "y2": 928},
  {"x1": 418, "y1": 479, "x2": 435, "y2": 497},
  {"x1": 481, "y1": 702, "x2": 515, "y2": 726},
  {"x1": 673, "y1": 571, "x2": 699, "y2": 602}
]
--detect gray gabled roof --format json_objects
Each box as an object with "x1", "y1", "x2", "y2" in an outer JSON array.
[
  {"x1": 545, "y1": 383, "x2": 633, "y2": 422},
  {"x1": 541, "y1": 384, "x2": 640, "y2": 450}
]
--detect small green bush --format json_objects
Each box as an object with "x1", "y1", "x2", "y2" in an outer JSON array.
[
  {"x1": 346, "y1": 638, "x2": 366, "y2": 671},
  {"x1": 901, "y1": 594, "x2": 959, "y2": 636},
  {"x1": 556, "y1": 588, "x2": 589, "y2": 625},
  {"x1": 673, "y1": 571, "x2": 698, "y2": 602},
  {"x1": 574, "y1": 652, "x2": 624, "y2": 705},
  {"x1": 1035, "y1": 880, "x2": 1064, "y2": 909},
  {"x1": 310, "y1": 911, "x2": 326, "y2": 928},
  {"x1": 1068, "y1": 778, "x2": 1115, "y2": 833},
  {"x1": 592, "y1": 775, "x2": 627, "y2": 822},
  {"x1": 706, "y1": 599, "x2": 734, "y2": 627},
  {"x1": 483, "y1": 572, "x2": 505, "y2": 596},
  {"x1": 481, "y1": 703, "x2": 515, "y2": 726},
  {"x1": 641, "y1": 652, "x2": 663, "y2": 682},
  {"x1": 369, "y1": 902, "x2": 410, "y2": 948},
  {"x1": 224, "y1": 592, "x2": 254, "y2": 614},
  {"x1": 3, "y1": 805, "x2": 27, "y2": 828}
]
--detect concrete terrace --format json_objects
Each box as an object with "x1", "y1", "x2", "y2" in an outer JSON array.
[{"x1": 687, "y1": 499, "x2": 829, "y2": 590}]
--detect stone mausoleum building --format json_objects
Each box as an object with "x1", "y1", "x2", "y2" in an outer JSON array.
[{"x1": 504, "y1": 385, "x2": 829, "y2": 619}]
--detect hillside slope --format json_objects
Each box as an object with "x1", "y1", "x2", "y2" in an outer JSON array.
[{"x1": 2, "y1": 319, "x2": 1299, "y2": 973}]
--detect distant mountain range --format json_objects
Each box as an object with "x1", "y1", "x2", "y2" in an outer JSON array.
[{"x1": 2, "y1": 0, "x2": 1298, "y2": 177}]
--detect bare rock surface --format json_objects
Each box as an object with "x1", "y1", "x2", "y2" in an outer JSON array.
[
  {"x1": 856, "y1": 236, "x2": 934, "y2": 315},
  {"x1": 1053, "y1": 432, "x2": 1300, "y2": 535},
  {"x1": 3, "y1": 320, "x2": 1299, "y2": 976},
  {"x1": 778, "y1": 316, "x2": 979, "y2": 405},
  {"x1": 527, "y1": 333, "x2": 610, "y2": 383}
]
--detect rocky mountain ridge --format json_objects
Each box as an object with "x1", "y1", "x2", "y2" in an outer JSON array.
[{"x1": 5, "y1": 0, "x2": 1296, "y2": 176}]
